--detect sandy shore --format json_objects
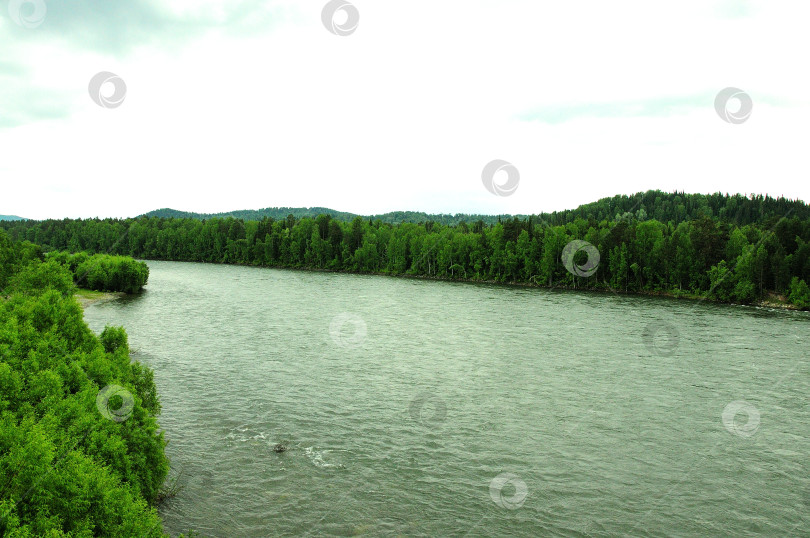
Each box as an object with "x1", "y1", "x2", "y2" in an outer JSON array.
[{"x1": 74, "y1": 289, "x2": 125, "y2": 309}]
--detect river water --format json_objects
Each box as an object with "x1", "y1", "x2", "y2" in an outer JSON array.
[{"x1": 83, "y1": 261, "x2": 810, "y2": 537}]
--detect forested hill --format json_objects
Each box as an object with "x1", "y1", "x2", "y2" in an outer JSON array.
[
  {"x1": 549, "y1": 191, "x2": 809, "y2": 227},
  {"x1": 141, "y1": 207, "x2": 520, "y2": 226},
  {"x1": 0, "y1": 214, "x2": 25, "y2": 221},
  {"x1": 140, "y1": 191, "x2": 808, "y2": 227}
]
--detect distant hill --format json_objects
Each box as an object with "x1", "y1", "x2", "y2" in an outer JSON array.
[
  {"x1": 538, "y1": 190, "x2": 809, "y2": 227},
  {"x1": 0, "y1": 215, "x2": 25, "y2": 221},
  {"x1": 139, "y1": 190, "x2": 810, "y2": 228},
  {"x1": 140, "y1": 207, "x2": 520, "y2": 226}
]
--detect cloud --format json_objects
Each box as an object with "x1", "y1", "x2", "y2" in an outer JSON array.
[
  {"x1": 0, "y1": 87, "x2": 73, "y2": 127},
  {"x1": 1, "y1": 0, "x2": 809, "y2": 219},
  {"x1": 518, "y1": 95, "x2": 710, "y2": 124},
  {"x1": 4, "y1": 0, "x2": 296, "y2": 54},
  {"x1": 0, "y1": 0, "x2": 297, "y2": 129},
  {"x1": 0, "y1": 61, "x2": 75, "y2": 127},
  {"x1": 518, "y1": 92, "x2": 794, "y2": 125},
  {"x1": 714, "y1": 0, "x2": 754, "y2": 19}
]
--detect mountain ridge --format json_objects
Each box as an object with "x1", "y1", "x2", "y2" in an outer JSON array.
[
  {"x1": 140, "y1": 207, "x2": 524, "y2": 226},
  {"x1": 138, "y1": 190, "x2": 809, "y2": 227}
]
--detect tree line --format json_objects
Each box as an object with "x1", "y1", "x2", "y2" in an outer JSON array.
[
  {"x1": 2, "y1": 192, "x2": 809, "y2": 309},
  {"x1": 0, "y1": 229, "x2": 184, "y2": 536}
]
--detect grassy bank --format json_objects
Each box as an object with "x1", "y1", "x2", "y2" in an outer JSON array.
[{"x1": 74, "y1": 288, "x2": 126, "y2": 309}]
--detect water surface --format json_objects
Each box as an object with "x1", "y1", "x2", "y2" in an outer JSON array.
[{"x1": 84, "y1": 261, "x2": 810, "y2": 536}]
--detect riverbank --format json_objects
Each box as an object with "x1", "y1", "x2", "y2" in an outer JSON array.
[
  {"x1": 0, "y1": 238, "x2": 169, "y2": 535},
  {"x1": 74, "y1": 288, "x2": 125, "y2": 309},
  {"x1": 401, "y1": 273, "x2": 804, "y2": 311},
  {"x1": 756, "y1": 291, "x2": 800, "y2": 310},
  {"x1": 138, "y1": 258, "x2": 808, "y2": 312}
]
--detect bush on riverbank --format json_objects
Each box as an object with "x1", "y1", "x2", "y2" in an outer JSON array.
[
  {"x1": 0, "y1": 230, "x2": 170, "y2": 536},
  {"x1": 788, "y1": 277, "x2": 810, "y2": 309},
  {"x1": 47, "y1": 252, "x2": 149, "y2": 294}
]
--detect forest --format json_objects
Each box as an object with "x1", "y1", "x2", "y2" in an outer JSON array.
[
  {"x1": 0, "y1": 230, "x2": 175, "y2": 536},
  {"x1": 2, "y1": 191, "x2": 809, "y2": 309}
]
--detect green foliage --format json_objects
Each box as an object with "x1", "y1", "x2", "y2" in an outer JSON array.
[
  {"x1": 0, "y1": 235, "x2": 169, "y2": 536},
  {"x1": 2, "y1": 193, "x2": 810, "y2": 305},
  {"x1": 788, "y1": 277, "x2": 810, "y2": 309},
  {"x1": 100, "y1": 326, "x2": 128, "y2": 354},
  {"x1": 0, "y1": 232, "x2": 44, "y2": 293},
  {"x1": 708, "y1": 261, "x2": 735, "y2": 302},
  {"x1": 45, "y1": 252, "x2": 149, "y2": 294},
  {"x1": 7, "y1": 260, "x2": 75, "y2": 297}
]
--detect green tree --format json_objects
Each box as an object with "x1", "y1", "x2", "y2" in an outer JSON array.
[{"x1": 788, "y1": 277, "x2": 810, "y2": 309}]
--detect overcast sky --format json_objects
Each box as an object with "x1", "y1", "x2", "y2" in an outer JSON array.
[{"x1": 1, "y1": 0, "x2": 808, "y2": 220}]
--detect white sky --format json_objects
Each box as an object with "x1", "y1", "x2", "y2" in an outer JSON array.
[{"x1": 1, "y1": 0, "x2": 809, "y2": 220}]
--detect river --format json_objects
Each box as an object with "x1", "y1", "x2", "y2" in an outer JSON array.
[{"x1": 83, "y1": 260, "x2": 810, "y2": 536}]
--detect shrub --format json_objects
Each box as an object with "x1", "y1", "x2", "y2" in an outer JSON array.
[
  {"x1": 0, "y1": 245, "x2": 169, "y2": 536},
  {"x1": 788, "y1": 277, "x2": 810, "y2": 309}
]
